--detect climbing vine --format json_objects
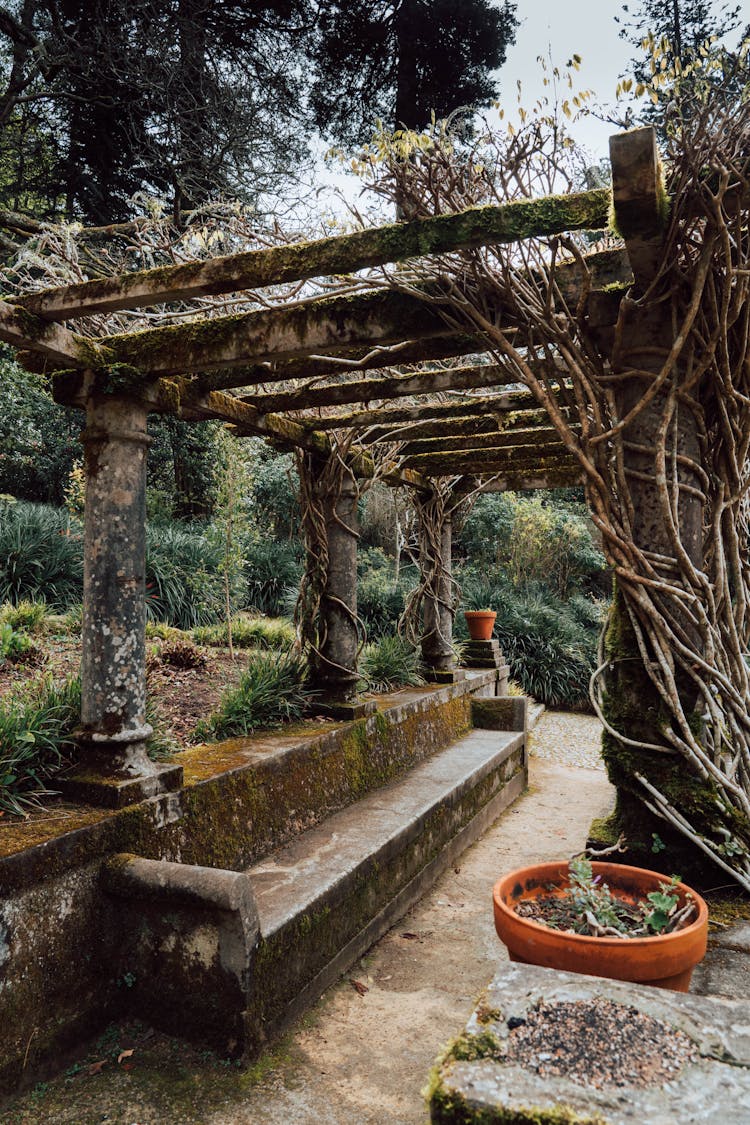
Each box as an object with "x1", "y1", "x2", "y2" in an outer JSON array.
[{"x1": 360, "y1": 52, "x2": 750, "y2": 887}]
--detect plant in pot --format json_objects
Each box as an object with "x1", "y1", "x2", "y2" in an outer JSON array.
[
  {"x1": 493, "y1": 854, "x2": 708, "y2": 992},
  {"x1": 464, "y1": 608, "x2": 496, "y2": 641}
]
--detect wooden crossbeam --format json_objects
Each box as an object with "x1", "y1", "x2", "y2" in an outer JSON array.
[
  {"x1": 16, "y1": 246, "x2": 631, "y2": 380},
  {"x1": 400, "y1": 426, "x2": 566, "y2": 456},
  {"x1": 241, "y1": 361, "x2": 514, "y2": 414},
  {"x1": 0, "y1": 301, "x2": 103, "y2": 367},
  {"x1": 402, "y1": 441, "x2": 571, "y2": 471},
  {"x1": 476, "y1": 467, "x2": 584, "y2": 491},
  {"x1": 180, "y1": 384, "x2": 430, "y2": 492},
  {"x1": 19, "y1": 189, "x2": 611, "y2": 321},
  {"x1": 196, "y1": 335, "x2": 486, "y2": 394},
  {"x1": 298, "y1": 390, "x2": 548, "y2": 432},
  {"x1": 102, "y1": 289, "x2": 461, "y2": 376}
]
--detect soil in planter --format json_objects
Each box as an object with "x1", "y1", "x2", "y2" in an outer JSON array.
[
  {"x1": 505, "y1": 997, "x2": 698, "y2": 1088},
  {"x1": 514, "y1": 881, "x2": 696, "y2": 937}
]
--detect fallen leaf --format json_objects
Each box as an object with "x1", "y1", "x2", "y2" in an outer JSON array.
[
  {"x1": 350, "y1": 978, "x2": 369, "y2": 996},
  {"x1": 86, "y1": 1060, "x2": 107, "y2": 1076},
  {"x1": 117, "y1": 1049, "x2": 134, "y2": 1064}
]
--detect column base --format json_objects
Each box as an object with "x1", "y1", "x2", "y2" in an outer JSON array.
[
  {"x1": 60, "y1": 741, "x2": 184, "y2": 809},
  {"x1": 461, "y1": 639, "x2": 506, "y2": 669},
  {"x1": 423, "y1": 668, "x2": 466, "y2": 684},
  {"x1": 310, "y1": 698, "x2": 378, "y2": 721}
]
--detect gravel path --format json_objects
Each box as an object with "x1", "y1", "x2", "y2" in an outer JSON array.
[
  {"x1": 529, "y1": 709, "x2": 605, "y2": 771},
  {"x1": 7, "y1": 717, "x2": 614, "y2": 1125}
]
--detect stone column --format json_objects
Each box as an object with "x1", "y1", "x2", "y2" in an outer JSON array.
[
  {"x1": 63, "y1": 392, "x2": 182, "y2": 807},
  {"x1": 312, "y1": 461, "x2": 373, "y2": 718}
]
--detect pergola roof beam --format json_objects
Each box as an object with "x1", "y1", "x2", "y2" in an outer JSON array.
[
  {"x1": 19, "y1": 189, "x2": 611, "y2": 321},
  {"x1": 241, "y1": 361, "x2": 519, "y2": 414}
]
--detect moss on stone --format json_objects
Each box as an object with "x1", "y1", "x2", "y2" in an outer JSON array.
[{"x1": 599, "y1": 585, "x2": 750, "y2": 885}]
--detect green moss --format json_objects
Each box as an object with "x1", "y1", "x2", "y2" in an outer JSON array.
[
  {"x1": 427, "y1": 1063, "x2": 609, "y2": 1125},
  {"x1": 450, "y1": 1030, "x2": 504, "y2": 1062},
  {"x1": 600, "y1": 586, "x2": 750, "y2": 884}
]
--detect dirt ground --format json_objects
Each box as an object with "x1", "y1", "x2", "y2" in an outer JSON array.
[{"x1": 5, "y1": 729, "x2": 614, "y2": 1125}]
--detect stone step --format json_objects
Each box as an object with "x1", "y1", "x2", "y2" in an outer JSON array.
[{"x1": 245, "y1": 726, "x2": 525, "y2": 1050}]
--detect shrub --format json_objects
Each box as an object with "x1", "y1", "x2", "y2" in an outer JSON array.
[
  {"x1": 0, "y1": 673, "x2": 175, "y2": 815},
  {"x1": 0, "y1": 503, "x2": 83, "y2": 608},
  {"x1": 158, "y1": 639, "x2": 207, "y2": 670},
  {"x1": 242, "y1": 539, "x2": 303, "y2": 615},
  {"x1": 0, "y1": 599, "x2": 49, "y2": 634},
  {"x1": 193, "y1": 614, "x2": 295, "y2": 651},
  {"x1": 359, "y1": 634, "x2": 424, "y2": 693},
  {"x1": 0, "y1": 623, "x2": 33, "y2": 664},
  {"x1": 0, "y1": 675, "x2": 80, "y2": 815},
  {"x1": 357, "y1": 547, "x2": 415, "y2": 639},
  {"x1": 491, "y1": 593, "x2": 597, "y2": 710},
  {"x1": 145, "y1": 523, "x2": 225, "y2": 629},
  {"x1": 196, "y1": 649, "x2": 311, "y2": 741}
]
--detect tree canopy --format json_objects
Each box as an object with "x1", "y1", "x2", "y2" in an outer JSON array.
[{"x1": 311, "y1": 0, "x2": 518, "y2": 145}]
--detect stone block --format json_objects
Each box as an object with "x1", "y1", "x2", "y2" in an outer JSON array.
[
  {"x1": 472, "y1": 696, "x2": 527, "y2": 735},
  {"x1": 102, "y1": 854, "x2": 260, "y2": 1056},
  {"x1": 427, "y1": 962, "x2": 750, "y2": 1124}
]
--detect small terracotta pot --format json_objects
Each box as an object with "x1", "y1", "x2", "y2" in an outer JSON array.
[
  {"x1": 493, "y1": 860, "x2": 708, "y2": 993},
  {"x1": 464, "y1": 610, "x2": 496, "y2": 641}
]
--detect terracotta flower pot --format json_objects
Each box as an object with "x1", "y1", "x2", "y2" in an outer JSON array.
[
  {"x1": 464, "y1": 610, "x2": 496, "y2": 641},
  {"x1": 493, "y1": 860, "x2": 708, "y2": 993}
]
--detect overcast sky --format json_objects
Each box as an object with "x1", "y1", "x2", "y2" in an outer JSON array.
[{"x1": 498, "y1": 1, "x2": 643, "y2": 159}]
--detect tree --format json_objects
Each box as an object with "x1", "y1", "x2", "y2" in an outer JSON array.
[
  {"x1": 615, "y1": 1, "x2": 749, "y2": 134},
  {"x1": 311, "y1": 0, "x2": 518, "y2": 147},
  {"x1": 0, "y1": 1, "x2": 314, "y2": 223}
]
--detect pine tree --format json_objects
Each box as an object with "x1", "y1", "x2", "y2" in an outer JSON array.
[{"x1": 311, "y1": 0, "x2": 518, "y2": 146}]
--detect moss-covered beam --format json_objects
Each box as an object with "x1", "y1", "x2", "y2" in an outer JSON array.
[
  {"x1": 402, "y1": 440, "x2": 571, "y2": 471},
  {"x1": 477, "y1": 466, "x2": 584, "y2": 491},
  {"x1": 299, "y1": 389, "x2": 560, "y2": 433},
  {"x1": 241, "y1": 361, "x2": 518, "y2": 414},
  {"x1": 0, "y1": 301, "x2": 107, "y2": 367},
  {"x1": 183, "y1": 385, "x2": 430, "y2": 492},
  {"x1": 100, "y1": 289, "x2": 466, "y2": 376},
  {"x1": 195, "y1": 335, "x2": 486, "y2": 395},
  {"x1": 19, "y1": 189, "x2": 611, "y2": 321},
  {"x1": 401, "y1": 425, "x2": 568, "y2": 456}
]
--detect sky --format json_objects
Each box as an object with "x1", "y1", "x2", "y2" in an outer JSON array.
[{"x1": 498, "y1": 0, "x2": 634, "y2": 160}]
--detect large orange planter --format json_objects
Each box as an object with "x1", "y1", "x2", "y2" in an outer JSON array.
[
  {"x1": 493, "y1": 861, "x2": 708, "y2": 992},
  {"x1": 464, "y1": 610, "x2": 496, "y2": 641}
]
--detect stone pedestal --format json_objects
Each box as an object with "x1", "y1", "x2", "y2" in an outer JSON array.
[
  {"x1": 461, "y1": 639, "x2": 509, "y2": 693},
  {"x1": 60, "y1": 392, "x2": 182, "y2": 808}
]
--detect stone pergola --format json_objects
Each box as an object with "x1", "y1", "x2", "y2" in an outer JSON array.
[{"x1": 0, "y1": 127, "x2": 691, "y2": 808}]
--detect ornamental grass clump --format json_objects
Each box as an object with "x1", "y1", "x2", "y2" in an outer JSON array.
[
  {"x1": 515, "y1": 857, "x2": 696, "y2": 939},
  {"x1": 195, "y1": 649, "x2": 311, "y2": 741},
  {"x1": 359, "y1": 634, "x2": 424, "y2": 693}
]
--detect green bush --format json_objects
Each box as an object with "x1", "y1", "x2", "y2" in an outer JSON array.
[
  {"x1": 357, "y1": 548, "x2": 415, "y2": 639},
  {"x1": 0, "y1": 674, "x2": 175, "y2": 815},
  {"x1": 0, "y1": 503, "x2": 83, "y2": 608},
  {"x1": 492, "y1": 593, "x2": 597, "y2": 710},
  {"x1": 359, "y1": 634, "x2": 424, "y2": 693},
  {"x1": 145, "y1": 523, "x2": 225, "y2": 629},
  {"x1": 196, "y1": 650, "x2": 311, "y2": 741},
  {"x1": 0, "y1": 599, "x2": 49, "y2": 634},
  {"x1": 193, "y1": 613, "x2": 295, "y2": 651},
  {"x1": 458, "y1": 494, "x2": 605, "y2": 597},
  {"x1": 241, "y1": 539, "x2": 303, "y2": 615},
  {"x1": 0, "y1": 675, "x2": 81, "y2": 814},
  {"x1": 0, "y1": 622, "x2": 32, "y2": 664}
]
